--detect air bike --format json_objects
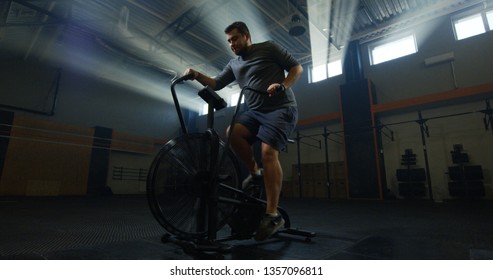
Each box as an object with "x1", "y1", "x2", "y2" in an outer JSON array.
[{"x1": 146, "y1": 73, "x2": 315, "y2": 254}]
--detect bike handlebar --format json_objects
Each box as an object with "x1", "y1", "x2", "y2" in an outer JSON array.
[
  {"x1": 170, "y1": 74, "x2": 195, "y2": 135},
  {"x1": 172, "y1": 73, "x2": 195, "y2": 84}
]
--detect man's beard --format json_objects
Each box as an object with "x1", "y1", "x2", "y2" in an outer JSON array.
[{"x1": 233, "y1": 44, "x2": 247, "y2": 56}]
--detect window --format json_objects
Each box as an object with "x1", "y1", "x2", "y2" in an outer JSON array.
[
  {"x1": 454, "y1": 13, "x2": 485, "y2": 40},
  {"x1": 487, "y1": 10, "x2": 493, "y2": 28},
  {"x1": 328, "y1": 60, "x2": 343, "y2": 77},
  {"x1": 200, "y1": 103, "x2": 208, "y2": 116},
  {"x1": 309, "y1": 59, "x2": 342, "y2": 83},
  {"x1": 311, "y1": 64, "x2": 327, "y2": 83},
  {"x1": 229, "y1": 91, "x2": 244, "y2": 107},
  {"x1": 369, "y1": 34, "x2": 417, "y2": 65},
  {"x1": 452, "y1": 8, "x2": 493, "y2": 40}
]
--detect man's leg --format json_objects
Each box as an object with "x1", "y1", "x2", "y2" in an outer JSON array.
[
  {"x1": 253, "y1": 142, "x2": 285, "y2": 241},
  {"x1": 261, "y1": 142, "x2": 282, "y2": 215},
  {"x1": 228, "y1": 123, "x2": 282, "y2": 212},
  {"x1": 228, "y1": 123, "x2": 259, "y2": 174},
  {"x1": 228, "y1": 121, "x2": 285, "y2": 241}
]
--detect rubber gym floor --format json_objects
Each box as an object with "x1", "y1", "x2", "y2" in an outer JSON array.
[{"x1": 1, "y1": 195, "x2": 492, "y2": 260}]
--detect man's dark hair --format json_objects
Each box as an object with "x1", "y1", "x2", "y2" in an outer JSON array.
[{"x1": 224, "y1": 21, "x2": 250, "y2": 35}]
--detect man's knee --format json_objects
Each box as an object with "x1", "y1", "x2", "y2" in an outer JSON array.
[
  {"x1": 228, "y1": 123, "x2": 251, "y2": 140},
  {"x1": 261, "y1": 144, "x2": 279, "y2": 163}
]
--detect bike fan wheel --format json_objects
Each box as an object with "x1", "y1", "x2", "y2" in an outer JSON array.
[{"x1": 147, "y1": 133, "x2": 240, "y2": 240}]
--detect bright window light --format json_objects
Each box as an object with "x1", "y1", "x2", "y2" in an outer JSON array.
[
  {"x1": 229, "y1": 92, "x2": 244, "y2": 107},
  {"x1": 201, "y1": 103, "x2": 208, "y2": 116},
  {"x1": 311, "y1": 64, "x2": 327, "y2": 83},
  {"x1": 310, "y1": 59, "x2": 342, "y2": 83},
  {"x1": 486, "y1": 10, "x2": 493, "y2": 29},
  {"x1": 453, "y1": 13, "x2": 485, "y2": 40},
  {"x1": 370, "y1": 34, "x2": 417, "y2": 65},
  {"x1": 328, "y1": 60, "x2": 342, "y2": 78}
]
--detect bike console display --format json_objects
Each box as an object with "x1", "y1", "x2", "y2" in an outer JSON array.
[{"x1": 198, "y1": 86, "x2": 227, "y2": 111}]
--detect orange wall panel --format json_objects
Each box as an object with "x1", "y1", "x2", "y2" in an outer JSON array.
[{"x1": 0, "y1": 117, "x2": 93, "y2": 196}]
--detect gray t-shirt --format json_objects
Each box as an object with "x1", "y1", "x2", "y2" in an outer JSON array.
[{"x1": 213, "y1": 41, "x2": 299, "y2": 112}]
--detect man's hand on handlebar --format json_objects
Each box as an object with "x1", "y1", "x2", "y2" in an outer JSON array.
[
  {"x1": 183, "y1": 68, "x2": 199, "y2": 80},
  {"x1": 181, "y1": 69, "x2": 217, "y2": 89}
]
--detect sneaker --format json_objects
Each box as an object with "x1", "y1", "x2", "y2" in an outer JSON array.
[
  {"x1": 254, "y1": 213, "x2": 285, "y2": 241},
  {"x1": 242, "y1": 169, "x2": 263, "y2": 189}
]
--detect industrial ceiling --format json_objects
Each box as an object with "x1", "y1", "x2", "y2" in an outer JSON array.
[{"x1": 0, "y1": 0, "x2": 486, "y2": 86}]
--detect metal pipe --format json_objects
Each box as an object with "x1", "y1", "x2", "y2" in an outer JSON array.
[
  {"x1": 296, "y1": 130, "x2": 303, "y2": 198},
  {"x1": 417, "y1": 112, "x2": 434, "y2": 201},
  {"x1": 48, "y1": 68, "x2": 62, "y2": 116},
  {"x1": 23, "y1": 1, "x2": 56, "y2": 60},
  {"x1": 451, "y1": 61, "x2": 458, "y2": 89},
  {"x1": 323, "y1": 126, "x2": 331, "y2": 199}
]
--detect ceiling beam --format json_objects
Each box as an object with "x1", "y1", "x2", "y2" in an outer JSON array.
[
  {"x1": 155, "y1": 0, "x2": 230, "y2": 43},
  {"x1": 13, "y1": 0, "x2": 63, "y2": 20}
]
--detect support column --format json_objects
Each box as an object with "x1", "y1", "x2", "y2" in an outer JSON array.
[
  {"x1": 340, "y1": 79, "x2": 386, "y2": 199},
  {"x1": 87, "y1": 126, "x2": 113, "y2": 195},
  {"x1": 0, "y1": 110, "x2": 14, "y2": 182}
]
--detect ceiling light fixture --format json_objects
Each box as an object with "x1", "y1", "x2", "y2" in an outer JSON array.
[{"x1": 289, "y1": 14, "x2": 306, "y2": 36}]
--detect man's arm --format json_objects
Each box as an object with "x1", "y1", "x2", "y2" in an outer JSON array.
[
  {"x1": 183, "y1": 68, "x2": 217, "y2": 89},
  {"x1": 283, "y1": 64, "x2": 303, "y2": 90},
  {"x1": 267, "y1": 64, "x2": 303, "y2": 95}
]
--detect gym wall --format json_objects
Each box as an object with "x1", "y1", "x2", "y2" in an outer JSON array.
[
  {"x1": 280, "y1": 14, "x2": 493, "y2": 200},
  {"x1": 0, "y1": 115, "x2": 93, "y2": 196},
  {"x1": 0, "y1": 111, "x2": 162, "y2": 196},
  {"x1": 0, "y1": 60, "x2": 180, "y2": 196}
]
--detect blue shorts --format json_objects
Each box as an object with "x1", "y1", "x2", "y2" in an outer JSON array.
[{"x1": 237, "y1": 106, "x2": 298, "y2": 151}]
